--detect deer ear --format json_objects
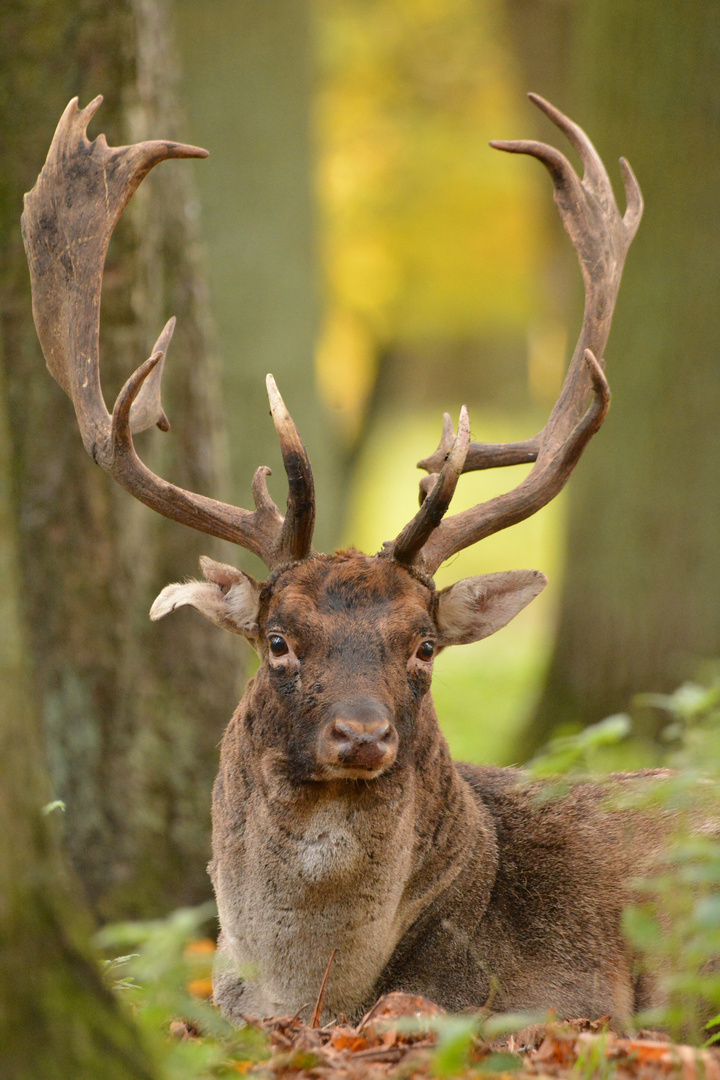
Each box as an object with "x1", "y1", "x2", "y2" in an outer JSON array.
[
  {"x1": 436, "y1": 570, "x2": 547, "y2": 647},
  {"x1": 150, "y1": 556, "x2": 262, "y2": 639}
]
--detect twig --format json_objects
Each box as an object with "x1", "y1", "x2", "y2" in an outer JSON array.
[
  {"x1": 311, "y1": 948, "x2": 338, "y2": 1028},
  {"x1": 347, "y1": 1046, "x2": 411, "y2": 1063},
  {"x1": 357, "y1": 996, "x2": 385, "y2": 1033},
  {"x1": 290, "y1": 1004, "x2": 311, "y2": 1026}
]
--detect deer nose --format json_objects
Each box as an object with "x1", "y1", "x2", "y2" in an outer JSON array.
[{"x1": 320, "y1": 699, "x2": 398, "y2": 774}]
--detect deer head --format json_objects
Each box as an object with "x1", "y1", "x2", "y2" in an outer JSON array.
[{"x1": 22, "y1": 93, "x2": 641, "y2": 783}]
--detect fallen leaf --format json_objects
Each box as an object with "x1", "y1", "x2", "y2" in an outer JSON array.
[{"x1": 330, "y1": 1027, "x2": 371, "y2": 1053}]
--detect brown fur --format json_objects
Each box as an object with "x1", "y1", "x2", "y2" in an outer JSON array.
[{"x1": 181, "y1": 553, "x2": 669, "y2": 1027}]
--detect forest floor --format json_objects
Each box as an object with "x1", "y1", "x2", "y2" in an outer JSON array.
[{"x1": 172, "y1": 990, "x2": 720, "y2": 1080}]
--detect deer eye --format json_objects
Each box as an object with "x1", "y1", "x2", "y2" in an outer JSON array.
[
  {"x1": 416, "y1": 641, "x2": 435, "y2": 662},
  {"x1": 268, "y1": 634, "x2": 289, "y2": 657}
]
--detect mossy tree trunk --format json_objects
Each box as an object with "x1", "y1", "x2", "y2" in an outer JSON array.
[
  {"x1": 522, "y1": 1, "x2": 720, "y2": 754},
  {"x1": 1, "y1": 0, "x2": 240, "y2": 920},
  {"x1": 0, "y1": 367, "x2": 158, "y2": 1080}
]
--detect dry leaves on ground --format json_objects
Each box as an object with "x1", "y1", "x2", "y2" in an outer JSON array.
[{"x1": 174, "y1": 989, "x2": 720, "y2": 1080}]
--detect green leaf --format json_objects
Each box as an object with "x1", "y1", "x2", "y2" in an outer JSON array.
[
  {"x1": 431, "y1": 1016, "x2": 478, "y2": 1077},
  {"x1": 622, "y1": 905, "x2": 662, "y2": 949},
  {"x1": 693, "y1": 895, "x2": 720, "y2": 929},
  {"x1": 479, "y1": 1012, "x2": 546, "y2": 1040}
]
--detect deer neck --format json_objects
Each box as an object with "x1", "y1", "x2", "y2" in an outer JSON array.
[{"x1": 211, "y1": 688, "x2": 498, "y2": 1019}]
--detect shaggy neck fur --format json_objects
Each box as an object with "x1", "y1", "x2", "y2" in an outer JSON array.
[{"x1": 210, "y1": 678, "x2": 498, "y2": 1021}]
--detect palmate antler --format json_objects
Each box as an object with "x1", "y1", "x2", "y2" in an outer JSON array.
[
  {"x1": 22, "y1": 96, "x2": 316, "y2": 569},
  {"x1": 385, "y1": 93, "x2": 643, "y2": 575},
  {"x1": 24, "y1": 94, "x2": 641, "y2": 582}
]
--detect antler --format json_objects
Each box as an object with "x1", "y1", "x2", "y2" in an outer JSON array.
[
  {"x1": 387, "y1": 93, "x2": 643, "y2": 574},
  {"x1": 22, "y1": 96, "x2": 315, "y2": 569}
]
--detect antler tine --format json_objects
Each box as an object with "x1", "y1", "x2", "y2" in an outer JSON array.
[
  {"x1": 419, "y1": 412, "x2": 539, "y2": 478},
  {"x1": 405, "y1": 95, "x2": 642, "y2": 575},
  {"x1": 128, "y1": 317, "x2": 174, "y2": 434},
  {"x1": 386, "y1": 407, "x2": 470, "y2": 566},
  {"x1": 266, "y1": 375, "x2": 316, "y2": 562},
  {"x1": 23, "y1": 96, "x2": 314, "y2": 569},
  {"x1": 619, "y1": 157, "x2": 644, "y2": 238},
  {"x1": 526, "y1": 92, "x2": 611, "y2": 191},
  {"x1": 417, "y1": 413, "x2": 455, "y2": 475}
]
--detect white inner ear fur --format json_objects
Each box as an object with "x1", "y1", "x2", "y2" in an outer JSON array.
[
  {"x1": 149, "y1": 556, "x2": 261, "y2": 640},
  {"x1": 436, "y1": 569, "x2": 547, "y2": 647}
]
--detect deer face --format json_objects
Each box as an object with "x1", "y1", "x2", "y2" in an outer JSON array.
[
  {"x1": 255, "y1": 554, "x2": 434, "y2": 781},
  {"x1": 151, "y1": 550, "x2": 546, "y2": 784}
]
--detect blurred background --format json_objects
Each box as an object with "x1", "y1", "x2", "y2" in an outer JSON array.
[{"x1": 2, "y1": 0, "x2": 720, "y2": 925}]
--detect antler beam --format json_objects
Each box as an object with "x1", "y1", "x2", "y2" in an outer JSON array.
[
  {"x1": 387, "y1": 93, "x2": 643, "y2": 575},
  {"x1": 22, "y1": 96, "x2": 316, "y2": 569}
]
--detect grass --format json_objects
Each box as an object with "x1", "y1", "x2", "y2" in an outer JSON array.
[{"x1": 431, "y1": 628, "x2": 551, "y2": 765}]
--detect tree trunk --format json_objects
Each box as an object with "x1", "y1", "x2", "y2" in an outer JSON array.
[
  {"x1": 524, "y1": 1, "x2": 720, "y2": 753},
  {"x1": 0, "y1": 367, "x2": 158, "y2": 1080},
  {"x1": 1, "y1": 0, "x2": 239, "y2": 919}
]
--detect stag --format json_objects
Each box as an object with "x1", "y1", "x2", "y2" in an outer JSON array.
[{"x1": 24, "y1": 94, "x2": 654, "y2": 1027}]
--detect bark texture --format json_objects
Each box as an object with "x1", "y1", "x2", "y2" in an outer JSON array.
[
  {"x1": 0, "y1": 0, "x2": 240, "y2": 919},
  {"x1": 526, "y1": 1, "x2": 720, "y2": 751},
  {"x1": 0, "y1": 361, "x2": 158, "y2": 1080}
]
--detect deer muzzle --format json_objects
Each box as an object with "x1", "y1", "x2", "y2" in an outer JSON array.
[{"x1": 317, "y1": 698, "x2": 398, "y2": 777}]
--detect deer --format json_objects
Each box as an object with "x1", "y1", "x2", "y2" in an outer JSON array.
[{"x1": 23, "y1": 92, "x2": 659, "y2": 1030}]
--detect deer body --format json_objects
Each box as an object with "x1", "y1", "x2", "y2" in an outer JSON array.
[
  {"x1": 195, "y1": 554, "x2": 661, "y2": 1025},
  {"x1": 207, "y1": 554, "x2": 494, "y2": 1019},
  {"x1": 24, "y1": 95, "x2": 649, "y2": 1027}
]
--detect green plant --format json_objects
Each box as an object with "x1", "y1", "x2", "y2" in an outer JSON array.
[
  {"x1": 529, "y1": 677, "x2": 720, "y2": 1045},
  {"x1": 96, "y1": 903, "x2": 268, "y2": 1079},
  {"x1": 95, "y1": 678, "x2": 720, "y2": 1069},
  {"x1": 571, "y1": 1029, "x2": 616, "y2": 1080},
  {"x1": 619, "y1": 681, "x2": 720, "y2": 1044},
  {"x1": 527, "y1": 713, "x2": 632, "y2": 780},
  {"x1": 391, "y1": 1009, "x2": 541, "y2": 1077}
]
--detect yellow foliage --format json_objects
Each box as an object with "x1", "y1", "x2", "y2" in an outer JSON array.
[
  {"x1": 316, "y1": 308, "x2": 378, "y2": 439},
  {"x1": 314, "y1": 0, "x2": 548, "y2": 428}
]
